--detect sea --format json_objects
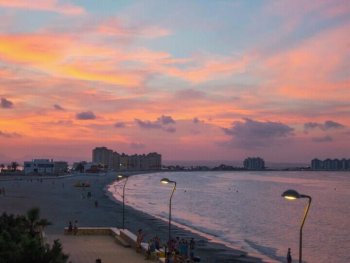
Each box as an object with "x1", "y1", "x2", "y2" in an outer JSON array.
[{"x1": 108, "y1": 171, "x2": 350, "y2": 263}]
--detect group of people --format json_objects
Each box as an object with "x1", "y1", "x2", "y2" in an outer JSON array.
[
  {"x1": 145, "y1": 235, "x2": 161, "y2": 260},
  {"x1": 136, "y1": 229, "x2": 197, "y2": 262},
  {"x1": 168, "y1": 236, "x2": 195, "y2": 261}
]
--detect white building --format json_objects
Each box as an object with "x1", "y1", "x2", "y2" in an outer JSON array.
[{"x1": 24, "y1": 159, "x2": 68, "y2": 175}]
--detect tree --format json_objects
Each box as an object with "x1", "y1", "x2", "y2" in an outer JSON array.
[
  {"x1": 0, "y1": 209, "x2": 68, "y2": 263},
  {"x1": 75, "y1": 162, "x2": 85, "y2": 173},
  {"x1": 0, "y1": 163, "x2": 4, "y2": 172},
  {"x1": 11, "y1": 161, "x2": 19, "y2": 171},
  {"x1": 26, "y1": 207, "x2": 52, "y2": 237}
]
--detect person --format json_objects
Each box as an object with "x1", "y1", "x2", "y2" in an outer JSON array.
[
  {"x1": 287, "y1": 248, "x2": 292, "y2": 263},
  {"x1": 68, "y1": 221, "x2": 73, "y2": 233},
  {"x1": 73, "y1": 220, "x2": 78, "y2": 235},
  {"x1": 154, "y1": 236, "x2": 160, "y2": 250},
  {"x1": 189, "y1": 238, "x2": 195, "y2": 259},
  {"x1": 136, "y1": 229, "x2": 145, "y2": 253},
  {"x1": 145, "y1": 238, "x2": 156, "y2": 260}
]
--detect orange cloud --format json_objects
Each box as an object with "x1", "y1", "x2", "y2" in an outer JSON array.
[
  {"x1": 0, "y1": 28, "x2": 251, "y2": 87},
  {"x1": 0, "y1": 33, "x2": 148, "y2": 86},
  {"x1": 150, "y1": 54, "x2": 252, "y2": 84},
  {"x1": 0, "y1": 0, "x2": 85, "y2": 15},
  {"x1": 0, "y1": 34, "x2": 73, "y2": 65},
  {"x1": 59, "y1": 64, "x2": 143, "y2": 87}
]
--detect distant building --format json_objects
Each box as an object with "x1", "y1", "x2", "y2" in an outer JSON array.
[
  {"x1": 53, "y1": 161, "x2": 68, "y2": 174},
  {"x1": 311, "y1": 158, "x2": 350, "y2": 170},
  {"x1": 24, "y1": 159, "x2": 68, "y2": 175},
  {"x1": 243, "y1": 157, "x2": 265, "y2": 170},
  {"x1": 92, "y1": 147, "x2": 115, "y2": 169},
  {"x1": 92, "y1": 147, "x2": 161, "y2": 171}
]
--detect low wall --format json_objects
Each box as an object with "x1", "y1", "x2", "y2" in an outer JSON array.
[
  {"x1": 63, "y1": 227, "x2": 165, "y2": 262},
  {"x1": 64, "y1": 227, "x2": 111, "y2": 235}
]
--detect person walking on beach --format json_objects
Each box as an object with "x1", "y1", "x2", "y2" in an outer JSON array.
[{"x1": 287, "y1": 248, "x2": 292, "y2": 263}]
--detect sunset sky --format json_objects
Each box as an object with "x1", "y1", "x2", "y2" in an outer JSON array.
[{"x1": 0, "y1": 0, "x2": 349, "y2": 164}]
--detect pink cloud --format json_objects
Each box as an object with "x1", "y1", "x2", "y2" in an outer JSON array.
[
  {"x1": 0, "y1": 0, "x2": 85, "y2": 15},
  {"x1": 261, "y1": 23, "x2": 350, "y2": 101}
]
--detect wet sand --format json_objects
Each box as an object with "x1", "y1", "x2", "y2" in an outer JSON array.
[{"x1": 0, "y1": 172, "x2": 269, "y2": 263}]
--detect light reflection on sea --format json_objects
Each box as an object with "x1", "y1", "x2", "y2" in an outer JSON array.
[{"x1": 108, "y1": 171, "x2": 350, "y2": 263}]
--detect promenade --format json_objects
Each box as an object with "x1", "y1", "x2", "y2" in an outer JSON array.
[{"x1": 47, "y1": 234, "x2": 146, "y2": 263}]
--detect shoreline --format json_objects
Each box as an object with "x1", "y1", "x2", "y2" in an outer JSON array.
[
  {"x1": 107, "y1": 172, "x2": 277, "y2": 263},
  {"x1": 0, "y1": 172, "x2": 273, "y2": 262}
]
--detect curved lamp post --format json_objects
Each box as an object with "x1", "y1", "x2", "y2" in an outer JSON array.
[
  {"x1": 160, "y1": 178, "x2": 177, "y2": 258},
  {"x1": 118, "y1": 174, "x2": 129, "y2": 229},
  {"x1": 282, "y1": 189, "x2": 312, "y2": 263}
]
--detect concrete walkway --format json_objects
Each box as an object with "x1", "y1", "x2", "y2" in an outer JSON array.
[{"x1": 47, "y1": 234, "x2": 147, "y2": 263}]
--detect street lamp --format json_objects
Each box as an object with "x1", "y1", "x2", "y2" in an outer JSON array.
[
  {"x1": 160, "y1": 178, "x2": 177, "y2": 258},
  {"x1": 118, "y1": 174, "x2": 129, "y2": 229},
  {"x1": 282, "y1": 189, "x2": 312, "y2": 263}
]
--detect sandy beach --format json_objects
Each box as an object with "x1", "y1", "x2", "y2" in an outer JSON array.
[{"x1": 0, "y1": 172, "x2": 267, "y2": 263}]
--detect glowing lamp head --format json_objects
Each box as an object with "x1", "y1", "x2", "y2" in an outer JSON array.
[
  {"x1": 282, "y1": 189, "x2": 301, "y2": 200},
  {"x1": 117, "y1": 174, "x2": 124, "y2": 179},
  {"x1": 161, "y1": 178, "x2": 171, "y2": 184}
]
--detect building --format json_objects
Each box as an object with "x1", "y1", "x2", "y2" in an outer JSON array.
[
  {"x1": 92, "y1": 147, "x2": 162, "y2": 171},
  {"x1": 146, "y1": 152, "x2": 162, "y2": 170},
  {"x1": 53, "y1": 161, "x2": 68, "y2": 174},
  {"x1": 24, "y1": 159, "x2": 68, "y2": 175},
  {"x1": 311, "y1": 158, "x2": 350, "y2": 170},
  {"x1": 243, "y1": 157, "x2": 265, "y2": 170}
]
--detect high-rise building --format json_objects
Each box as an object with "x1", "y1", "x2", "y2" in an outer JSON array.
[
  {"x1": 243, "y1": 157, "x2": 265, "y2": 170},
  {"x1": 92, "y1": 147, "x2": 112, "y2": 167},
  {"x1": 92, "y1": 147, "x2": 161, "y2": 171},
  {"x1": 311, "y1": 158, "x2": 350, "y2": 170}
]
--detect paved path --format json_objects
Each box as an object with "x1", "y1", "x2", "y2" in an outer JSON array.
[{"x1": 47, "y1": 234, "x2": 147, "y2": 263}]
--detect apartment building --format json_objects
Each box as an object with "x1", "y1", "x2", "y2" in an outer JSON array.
[
  {"x1": 243, "y1": 157, "x2": 265, "y2": 170},
  {"x1": 92, "y1": 147, "x2": 161, "y2": 171}
]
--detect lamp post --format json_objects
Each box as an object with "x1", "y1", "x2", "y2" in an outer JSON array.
[
  {"x1": 160, "y1": 178, "x2": 177, "y2": 259},
  {"x1": 282, "y1": 189, "x2": 312, "y2": 263},
  {"x1": 118, "y1": 174, "x2": 129, "y2": 229}
]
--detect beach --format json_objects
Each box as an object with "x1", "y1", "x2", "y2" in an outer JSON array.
[{"x1": 0, "y1": 172, "x2": 267, "y2": 263}]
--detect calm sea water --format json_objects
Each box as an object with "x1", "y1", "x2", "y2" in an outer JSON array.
[{"x1": 108, "y1": 171, "x2": 350, "y2": 263}]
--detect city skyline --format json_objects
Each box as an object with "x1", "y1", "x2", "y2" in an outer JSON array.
[{"x1": 1, "y1": 0, "x2": 349, "y2": 163}]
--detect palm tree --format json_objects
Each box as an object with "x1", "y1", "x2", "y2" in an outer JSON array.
[
  {"x1": 75, "y1": 162, "x2": 84, "y2": 173},
  {"x1": 0, "y1": 163, "x2": 4, "y2": 172},
  {"x1": 11, "y1": 161, "x2": 19, "y2": 172},
  {"x1": 25, "y1": 207, "x2": 51, "y2": 237}
]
